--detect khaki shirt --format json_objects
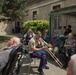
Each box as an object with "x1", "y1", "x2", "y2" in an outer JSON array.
[{"x1": 29, "y1": 37, "x2": 43, "y2": 51}]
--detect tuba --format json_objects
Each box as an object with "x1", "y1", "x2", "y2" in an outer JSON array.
[{"x1": 41, "y1": 38, "x2": 63, "y2": 68}]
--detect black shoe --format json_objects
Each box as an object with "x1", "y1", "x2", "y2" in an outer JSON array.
[
  {"x1": 63, "y1": 64, "x2": 68, "y2": 68},
  {"x1": 38, "y1": 69, "x2": 45, "y2": 75},
  {"x1": 24, "y1": 50, "x2": 29, "y2": 54},
  {"x1": 45, "y1": 66, "x2": 49, "y2": 69}
]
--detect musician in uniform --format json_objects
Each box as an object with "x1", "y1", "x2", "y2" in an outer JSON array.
[{"x1": 29, "y1": 31, "x2": 49, "y2": 75}]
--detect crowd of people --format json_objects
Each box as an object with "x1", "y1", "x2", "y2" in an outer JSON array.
[
  {"x1": 16, "y1": 24, "x2": 75, "y2": 75},
  {"x1": 0, "y1": 24, "x2": 76, "y2": 75},
  {"x1": 22, "y1": 25, "x2": 76, "y2": 75}
]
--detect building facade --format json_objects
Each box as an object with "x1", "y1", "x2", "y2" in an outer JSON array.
[
  {"x1": 25, "y1": 0, "x2": 76, "y2": 34},
  {"x1": 0, "y1": 0, "x2": 76, "y2": 35},
  {"x1": 25, "y1": 0, "x2": 64, "y2": 21}
]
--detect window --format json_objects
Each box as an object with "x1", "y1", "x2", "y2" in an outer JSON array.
[
  {"x1": 33, "y1": 11, "x2": 37, "y2": 20},
  {"x1": 15, "y1": 22, "x2": 21, "y2": 33},
  {"x1": 54, "y1": 15, "x2": 61, "y2": 29},
  {"x1": 53, "y1": 5, "x2": 61, "y2": 29},
  {"x1": 53, "y1": 5, "x2": 60, "y2": 10}
]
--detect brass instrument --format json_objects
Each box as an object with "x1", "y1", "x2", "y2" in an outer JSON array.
[{"x1": 41, "y1": 39, "x2": 63, "y2": 68}]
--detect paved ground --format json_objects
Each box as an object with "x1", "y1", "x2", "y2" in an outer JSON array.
[{"x1": 19, "y1": 55, "x2": 66, "y2": 75}]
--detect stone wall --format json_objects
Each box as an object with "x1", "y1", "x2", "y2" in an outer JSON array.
[
  {"x1": 0, "y1": 22, "x2": 8, "y2": 35},
  {"x1": 66, "y1": 15, "x2": 76, "y2": 34},
  {"x1": 25, "y1": 0, "x2": 63, "y2": 21},
  {"x1": 24, "y1": 0, "x2": 76, "y2": 34},
  {"x1": 0, "y1": 21, "x2": 15, "y2": 35},
  {"x1": 63, "y1": 0, "x2": 76, "y2": 7}
]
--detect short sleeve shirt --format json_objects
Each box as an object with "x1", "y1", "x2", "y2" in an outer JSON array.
[{"x1": 29, "y1": 37, "x2": 43, "y2": 51}]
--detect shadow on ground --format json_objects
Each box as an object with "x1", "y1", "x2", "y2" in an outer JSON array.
[
  {"x1": 19, "y1": 54, "x2": 65, "y2": 75},
  {"x1": 19, "y1": 65, "x2": 40, "y2": 75},
  {"x1": 19, "y1": 56, "x2": 40, "y2": 75},
  {"x1": 47, "y1": 55, "x2": 65, "y2": 70}
]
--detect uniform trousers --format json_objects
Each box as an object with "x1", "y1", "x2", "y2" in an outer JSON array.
[{"x1": 30, "y1": 50, "x2": 47, "y2": 69}]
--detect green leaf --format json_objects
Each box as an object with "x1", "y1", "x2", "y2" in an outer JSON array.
[{"x1": 22, "y1": 20, "x2": 49, "y2": 34}]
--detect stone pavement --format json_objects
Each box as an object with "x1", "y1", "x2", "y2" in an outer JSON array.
[{"x1": 19, "y1": 55, "x2": 66, "y2": 75}]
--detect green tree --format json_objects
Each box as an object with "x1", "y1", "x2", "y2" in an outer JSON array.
[
  {"x1": 0, "y1": 0, "x2": 4, "y2": 13},
  {"x1": 1, "y1": 0, "x2": 28, "y2": 21}
]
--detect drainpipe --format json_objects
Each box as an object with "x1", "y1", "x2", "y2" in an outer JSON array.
[{"x1": 49, "y1": 16, "x2": 52, "y2": 41}]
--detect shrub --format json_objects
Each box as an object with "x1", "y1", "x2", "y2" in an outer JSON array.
[{"x1": 23, "y1": 20, "x2": 49, "y2": 34}]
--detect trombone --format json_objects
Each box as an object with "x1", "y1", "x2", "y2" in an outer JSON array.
[{"x1": 41, "y1": 39, "x2": 63, "y2": 68}]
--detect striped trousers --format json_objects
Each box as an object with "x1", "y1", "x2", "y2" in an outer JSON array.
[{"x1": 30, "y1": 50, "x2": 47, "y2": 69}]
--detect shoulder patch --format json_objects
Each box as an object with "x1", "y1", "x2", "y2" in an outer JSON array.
[{"x1": 32, "y1": 42, "x2": 34, "y2": 46}]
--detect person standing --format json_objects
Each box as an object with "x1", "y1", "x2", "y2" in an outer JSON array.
[
  {"x1": 64, "y1": 25, "x2": 72, "y2": 36},
  {"x1": 67, "y1": 25, "x2": 72, "y2": 34}
]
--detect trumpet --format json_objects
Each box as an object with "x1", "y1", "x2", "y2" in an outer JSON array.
[{"x1": 41, "y1": 39, "x2": 63, "y2": 68}]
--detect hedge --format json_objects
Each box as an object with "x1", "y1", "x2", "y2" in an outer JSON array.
[{"x1": 23, "y1": 20, "x2": 49, "y2": 34}]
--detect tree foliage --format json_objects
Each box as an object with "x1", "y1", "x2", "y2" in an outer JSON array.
[
  {"x1": 0, "y1": 0, "x2": 28, "y2": 21},
  {"x1": 0, "y1": 0, "x2": 4, "y2": 13},
  {"x1": 23, "y1": 20, "x2": 49, "y2": 34}
]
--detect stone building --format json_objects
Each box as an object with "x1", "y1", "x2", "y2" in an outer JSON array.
[
  {"x1": 25, "y1": 0, "x2": 76, "y2": 35},
  {"x1": 1, "y1": 0, "x2": 76, "y2": 35},
  {"x1": 0, "y1": 16, "x2": 15, "y2": 35},
  {"x1": 0, "y1": 18, "x2": 23, "y2": 35}
]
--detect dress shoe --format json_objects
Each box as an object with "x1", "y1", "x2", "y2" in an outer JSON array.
[
  {"x1": 38, "y1": 68, "x2": 45, "y2": 75},
  {"x1": 45, "y1": 66, "x2": 49, "y2": 69}
]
